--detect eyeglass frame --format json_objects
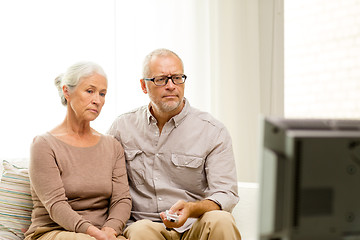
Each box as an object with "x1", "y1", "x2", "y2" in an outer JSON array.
[{"x1": 143, "y1": 74, "x2": 187, "y2": 86}]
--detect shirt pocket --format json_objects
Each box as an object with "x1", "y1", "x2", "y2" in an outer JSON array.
[
  {"x1": 171, "y1": 154, "x2": 205, "y2": 168},
  {"x1": 125, "y1": 150, "x2": 145, "y2": 185},
  {"x1": 170, "y1": 154, "x2": 206, "y2": 190}
]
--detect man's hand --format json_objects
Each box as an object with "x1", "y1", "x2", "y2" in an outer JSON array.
[
  {"x1": 160, "y1": 199, "x2": 220, "y2": 229},
  {"x1": 160, "y1": 200, "x2": 189, "y2": 228}
]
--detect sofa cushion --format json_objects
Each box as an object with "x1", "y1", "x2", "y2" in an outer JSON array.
[
  {"x1": 0, "y1": 159, "x2": 32, "y2": 239},
  {"x1": 0, "y1": 160, "x2": 260, "y2": 240},
  {"x1": 233, "y1": 182, "x2": 259, "y2": 240}
]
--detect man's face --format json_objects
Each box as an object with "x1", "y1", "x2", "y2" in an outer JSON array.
[{"x1": 141, "y1": 54, "x2": 185, "y2": 115}]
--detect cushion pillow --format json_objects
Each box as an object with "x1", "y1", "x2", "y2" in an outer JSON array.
[{"x1": 0, "y1": 160, "x2": 32, "y2": 239}]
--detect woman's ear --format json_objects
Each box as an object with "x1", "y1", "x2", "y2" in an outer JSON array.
[
  {"x1": 63, "y1": 85, "x2": 70, "y2": 101},
  {"x1": 140, "y1": 79, "x2": 147, "y2": 94}
]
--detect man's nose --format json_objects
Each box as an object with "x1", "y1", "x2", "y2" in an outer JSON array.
[{"x1": 165, "y1": 77, "x2": 176, "y2": 88}]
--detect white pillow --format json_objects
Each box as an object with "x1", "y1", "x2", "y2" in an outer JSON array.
[{"x1": 0, "y1": 160, "x2": 32, "y2": 239}]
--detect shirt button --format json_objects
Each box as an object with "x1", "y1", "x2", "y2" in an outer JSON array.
[{"x1": 158, "y1": 197, "x2": 162, "y2": 201}]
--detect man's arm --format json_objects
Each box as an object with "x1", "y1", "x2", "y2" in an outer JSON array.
[
  {"x1": 160, "y1": 124, "x2": 239, "y2": 229},
  {"x1": 160, "y1": 199, "x2": 220, "y2": 228},
  {"x1": 204, "y1": 126, "x2": 239, "y2": 212},
  {"x1": 184, "y1": 199, "x2": 221, "y2": 218}
]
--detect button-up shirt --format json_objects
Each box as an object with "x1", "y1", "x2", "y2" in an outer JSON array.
[{"x1": 108, "y1": 99, "x2": 239, "y2": 231}]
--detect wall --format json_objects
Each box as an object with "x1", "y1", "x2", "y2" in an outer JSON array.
[
  {"x1": 285, "y1": 0, "x2": 360, "y2": 119},
  {"x1": 0, "y1": 0, "x2": 285, "y2": 184},
  {"x1": 209, "y1": 0, "x2": 284, "y2": 182}
]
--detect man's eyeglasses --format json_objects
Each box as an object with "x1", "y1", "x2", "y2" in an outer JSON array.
[{"x1": 144, "y1": 74, "x2": 187, "y2": 86}]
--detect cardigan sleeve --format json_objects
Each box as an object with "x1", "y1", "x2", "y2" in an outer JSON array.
[{"x1": 102, "y1": 138, "x2": 132, "y2": 235}]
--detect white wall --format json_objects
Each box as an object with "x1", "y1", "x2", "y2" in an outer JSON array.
[
  {"x1": 285, "y1": 0, "x2": 360, "y2": 119},
  {"x1": 0, "y1": 0, "x2": 284, "y2": 183},
  {"x1": 209, "y1": 0, "x2": 284, "y2": 182},
  {"x1": 0, "y1": 0, "x2": 116, "y2": 159}
]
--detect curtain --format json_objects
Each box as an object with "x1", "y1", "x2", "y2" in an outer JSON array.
[{"x1": 209, "y1": 0, "x2": 284, "y2": 182}]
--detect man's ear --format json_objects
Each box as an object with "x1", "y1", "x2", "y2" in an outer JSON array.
[{"x1": 140, "y1": 79, "x2": 147, "y2": 94}]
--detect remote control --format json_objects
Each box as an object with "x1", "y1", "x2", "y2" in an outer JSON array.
[{"x1": 165, "y1": 210, "x2": 179, "y2": 222}]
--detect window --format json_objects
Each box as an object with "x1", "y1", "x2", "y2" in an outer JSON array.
[{"x1": 285, "y1": 1, "x2": 360, "y2": 119}]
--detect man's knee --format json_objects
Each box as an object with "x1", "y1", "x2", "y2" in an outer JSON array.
[
  {"x1": 200, "y1": 210, "x2": 235, "y2": 226},
  {"x1": 196, "y1": 210, "x2": 241, "y2": 239}
]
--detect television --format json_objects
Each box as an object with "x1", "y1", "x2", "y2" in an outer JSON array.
[{"x1": 258, "y1": 117, "x2": 360, "y2": 240}]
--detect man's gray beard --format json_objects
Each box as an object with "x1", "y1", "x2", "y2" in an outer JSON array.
[{"x1": 158, "y1": 100, "x2": 181, "y2": 113}]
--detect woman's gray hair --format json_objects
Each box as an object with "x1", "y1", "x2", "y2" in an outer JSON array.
[
  {"x1": 142, "y1": 48, "x2": 184, "y2": 78},
  {"x1": 54, "y1": 61, "x2": 107, "y2": 106}
]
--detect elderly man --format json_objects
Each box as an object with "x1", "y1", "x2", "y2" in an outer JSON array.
[{"x1": 108, "y1": 48, "x2": 241, "y2": 240}]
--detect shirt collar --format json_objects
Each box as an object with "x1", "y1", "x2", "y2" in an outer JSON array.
[
  {"x1": 172, "y1": 98, "x2": 189, "y2": 127},
  {"x1": 146, "y1": 104, "x2": 154, "y2": 125},
  {"x1": 146, "y1": 98, "x2": 190, "y2": 127}
]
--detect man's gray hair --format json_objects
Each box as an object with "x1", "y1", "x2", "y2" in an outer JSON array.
[{"x1": 142, "y1": 48, "x2": 184, "y2": 78}]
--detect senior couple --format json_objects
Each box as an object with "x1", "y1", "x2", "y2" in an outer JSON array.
[{"x1": 25, "y1": 49, "x2": 241, "y2": 240}]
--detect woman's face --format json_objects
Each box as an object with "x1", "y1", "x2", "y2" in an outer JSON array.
[{"x1": 65, "y1": 73, "x2": 107, "y2": 122}]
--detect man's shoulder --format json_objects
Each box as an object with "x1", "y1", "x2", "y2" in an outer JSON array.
[
  {"x1": 188, "y1": 106, "x2": 225, "y2": 129},
  {"x1": 116, "y1": 105, "x2": 147, "y2": 121},
  {"x1": 108, "y1": 105, "x2": 148, "y2": 137}
]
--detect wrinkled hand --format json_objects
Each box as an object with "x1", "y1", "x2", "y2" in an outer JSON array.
[
  {"x1": 101, "y1": 227, "x2": 118, "y2": 240},
  {"x1": 87, "y1": 226, "x2": 128, "y2": 240},
  {"x1": 116, "y1": 236, "x2": 129, "y2": 240},
  {"x1": 160, "y1": 200, "x2": 190, "y2": 229},
  {"x1": 101, "y1": 227, "x2": 129, "y2": 240},
  {"x1": 87, "y1": 225, "x2": 110, "y2": 240}
]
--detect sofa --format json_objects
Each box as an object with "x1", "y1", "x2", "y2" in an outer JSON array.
[{"x1": 0, "y1": 159, "x2": 259, "y2": 240}]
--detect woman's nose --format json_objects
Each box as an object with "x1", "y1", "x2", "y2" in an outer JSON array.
[{"x1": 92, "y1": 94, "x2": 100, "y2": 104}]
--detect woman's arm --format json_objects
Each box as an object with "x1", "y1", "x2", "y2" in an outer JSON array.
[{"x1": 102, "y1": 139, "x2": 132, "y2": 235}]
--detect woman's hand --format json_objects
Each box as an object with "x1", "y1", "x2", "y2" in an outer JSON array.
[
  {"x1": 86, "y1": 225, "x2": 116, "y2": 240},
  {"x1": 116, "y1": 236, "x2": 129, "y2": 240},
  {"x1": 87, "y1": 225, "x2": 129, "y2": 240},
  {"x1": 101, "y1": 227, "x2": 118, "y2": 240}
]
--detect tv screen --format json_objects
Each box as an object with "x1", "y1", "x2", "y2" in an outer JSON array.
[{"x1": 259, "y1": 117, "x2": 360, "y2": 240}]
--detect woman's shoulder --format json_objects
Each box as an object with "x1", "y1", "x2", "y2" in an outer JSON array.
[
  {"x1": 101, "y1": 134, "x2": 123, "y2": 147},
  {"x1": 30, "y1": 132, "x2": 58, "y2": 155},
  {"x1": 32, "y1": 132, "x2": 53, "y2": 145},
  {"x1": 100, "y1": 134, "x2": 124, "y2": 160}
]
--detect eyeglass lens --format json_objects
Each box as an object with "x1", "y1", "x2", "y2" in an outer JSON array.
[{"x1": 154, "y1": 75, "x2": 185, "y2": 86}]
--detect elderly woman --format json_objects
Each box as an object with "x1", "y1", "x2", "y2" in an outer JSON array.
[{"x1": 24, "y1": 62, "x2": 131, "y2": 240}]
